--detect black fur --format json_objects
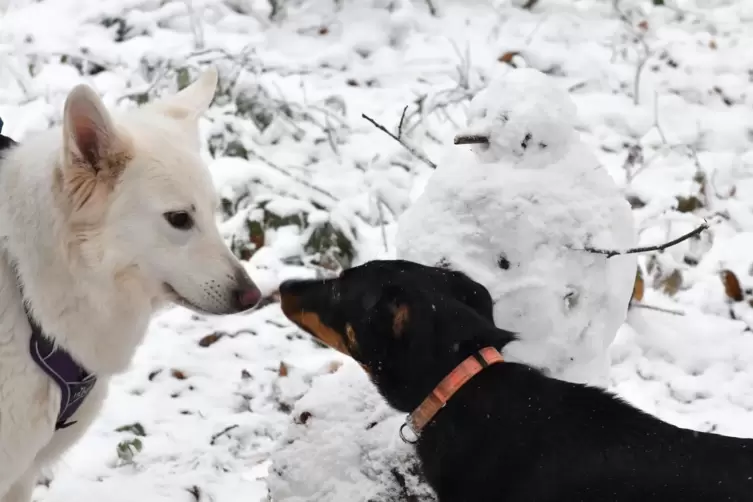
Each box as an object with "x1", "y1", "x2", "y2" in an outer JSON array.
[
  {"x1": 0, "y1": 134, "x2": 16, "y2": 152},
  {"x1": 280, "y1": 260, "x2": 753, "y2": 502}
]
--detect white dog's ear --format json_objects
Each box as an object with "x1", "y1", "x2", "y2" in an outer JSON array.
[
  {"x1": 63, "y1": 84, "x2": 128, "y2": 169},
  {"x1": 151, "y1": 67, "x2": 218, "y2": 122},
  {"x1": 61, "y1": 84, "x2": 132, "y2": 212}
]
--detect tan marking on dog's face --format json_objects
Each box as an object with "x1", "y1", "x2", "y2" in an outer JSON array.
[
  {"x1": 289, "y1": 311, "x2": 353, "y2": 357},
  {"x1": 345, "y1": 323, "x2": 358, "y2": 350},
  {"x1": 391, "y1": 304, "x2": 410, "y2": 338}
]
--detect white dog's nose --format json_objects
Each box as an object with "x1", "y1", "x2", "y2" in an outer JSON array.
[
  {"x1": 235, "y1": 287, "x2": 261, "y2": 309},
  {"x1": 233, "y1": 270, "x2": 261, "y2": 311}
]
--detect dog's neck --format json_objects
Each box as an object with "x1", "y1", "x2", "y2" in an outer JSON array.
[
  {"x1": 379, "y1": 328, "x2": 515, "y2": 413},
  {"x1": 0, "y1": 130, "x2": 162, "y2": 375}
]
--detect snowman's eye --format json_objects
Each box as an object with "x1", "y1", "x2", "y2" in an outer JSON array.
[{"x1": 521, "y1": 132, "x2": 532, "y2": 150}]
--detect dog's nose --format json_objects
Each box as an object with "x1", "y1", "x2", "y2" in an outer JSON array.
[
  {"x1": 234, "y1": 286, "x2": 261, "y2": 309},
  {"x1": 233, "y1": 270, "x2": 262, "y2": 310}
]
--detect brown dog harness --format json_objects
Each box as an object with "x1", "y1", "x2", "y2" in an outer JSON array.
[{"x1": 400, "y1": 346, "x2": 504, "y2": 443}]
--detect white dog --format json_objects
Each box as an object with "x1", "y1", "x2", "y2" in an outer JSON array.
[{"x1": 0, "y1": 67, "x2": 261, "y2": 502}]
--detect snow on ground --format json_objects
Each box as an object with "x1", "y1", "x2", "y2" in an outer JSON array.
[{"x1": 2, "y1": 0, "x2": 753, "y2": 500}]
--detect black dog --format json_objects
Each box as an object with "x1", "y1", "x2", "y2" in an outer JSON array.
[
  {"x1": 279, "y1": 260, "x2": 753, "y2": 502},
  {"x1": 0, "y1": 117, "x2": 16, "y2": 151}
]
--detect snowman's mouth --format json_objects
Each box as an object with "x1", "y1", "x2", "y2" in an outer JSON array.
[{"x1": 454, "y1": 134, "x2": 490, "y2": 146}]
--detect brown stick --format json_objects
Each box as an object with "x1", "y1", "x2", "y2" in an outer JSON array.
[
  {"x1": 582, "y1": 221, "x2": 709, "y2": 259},
  {"x1": 454, "y1": 134, "x2": 490, "y2": 145}
]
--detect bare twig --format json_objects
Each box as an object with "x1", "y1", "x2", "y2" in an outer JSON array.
[
  {"x1": 581, "y1": 221, "x2": 709, "y2": 258},
  {"x1": 210, "y1": 424, "x2": 239, "y2": 445},
  {"x1": 375, "y1": 197, "x2": 389, "y2": 253},
  {"x1": 653, "y1": 92, "x2": 668, "y2": 144},
  {"x1": 630, "y1": 303, "x2": 685, "y2": 316},
  {"x1": 184, "y1": 0, "x2": 205, "y2": 49},
  {"x1": 362, "y1": 113, "x2": 437, "y2": 169},
  {"x1": 187, "y1": 486, "x2": 202, "y2": 502},
  {"x1": 397, "y1": 105, "x2": 408, "y2": 139},
  {"x1": 424, "y1": 0, "x2": 438, "y2": 16},
  {"x1": 247, "y1": 149, "x2": 341, "y2": 204},
  {"x1": 612, "y1": 0, "x2": 654, "y2": 106},
  {"x1": 117, "y1": 67, "x2": 170, "y2": 104}
]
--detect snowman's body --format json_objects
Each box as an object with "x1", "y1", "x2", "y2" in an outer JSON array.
[{"x1": 396, "y1": 68, "x2": 637, "y2": 387}]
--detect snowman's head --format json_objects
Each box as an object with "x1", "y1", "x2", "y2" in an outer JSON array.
[{"x1": 455, "y1": 68, "x2": 577, "y2": 167}]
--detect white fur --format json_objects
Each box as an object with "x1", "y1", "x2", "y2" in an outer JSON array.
[{"x1": 0, "y1": 68, "x2": 260, "y2": 501}]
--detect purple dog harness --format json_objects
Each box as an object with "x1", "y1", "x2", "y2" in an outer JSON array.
[
  {"x1": 29, "y1": 319, "x2": 97, "y2": 429},
  {"x1": 0, "y1": 119, "x2": 96, "y2": 430}
]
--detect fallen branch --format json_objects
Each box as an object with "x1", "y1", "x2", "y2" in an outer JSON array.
[
  {"x1": 630, "y1": 302, "x2": 685, "y2": 316},
  {"x1": 210, "y1": 424, "x2": 239, "y2": 445},
  {"x1": 581, "y1": 221, "x2": 709, "y2": 258},
  {"x1": 362, "y1": 113, "x2": 437, "y2": 169}
]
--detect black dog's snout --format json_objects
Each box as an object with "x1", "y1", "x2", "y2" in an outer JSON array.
[
  {"x1": 279, "y1": 279, "x2": 309, "y2": 298},
  {"x1": 279, "y1": 278, "x2": 338, "y2": 312},
  {"x1": 279, "y1": 278, "x2": 326, "y2": 320}
]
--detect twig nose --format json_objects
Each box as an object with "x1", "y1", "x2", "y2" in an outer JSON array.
[{"x1": 453, "y1": 134, "x2": 490, "y2": 145}]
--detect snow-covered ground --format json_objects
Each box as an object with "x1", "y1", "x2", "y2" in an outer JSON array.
[{"x1": 2, "y1": 0, "x2": 753, "y2": 500}]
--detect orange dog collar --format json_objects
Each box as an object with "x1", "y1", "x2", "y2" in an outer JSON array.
[{"x1": 400, "y1": 346, "x2": 504, "y2": 443}]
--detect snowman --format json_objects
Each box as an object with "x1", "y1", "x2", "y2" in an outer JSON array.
[{"x1": 396, "y1": 68, "x2": 637, "y2": 387}]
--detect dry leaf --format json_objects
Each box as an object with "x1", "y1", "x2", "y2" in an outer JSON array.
[
  {"x1": 709, "y1": 39, "x2": 717, "y2": 49},
  {"x1": 498, "y1": 51, "x2": 521, "y2": 66},
  {"x1": 721, "y1": 269, "x2": 743, "y2": 302},
  {"x1": 198, "y1": 332, "x2": 223, "y2": 347},
  {"x1": 638, "y1": 20, "x2": 649, "y2": 31},
  {"x1": 278, "y1": 361, "x2": 289, "y2": 377},
  {"x1": 632, "y1": 268, "x2": 645, "y2": 302},
  {"x1": 171, "y1": 369, "x2": 187, "y2": 380},
  {"x1": 296, "y1": 411, "x2": 313, "y2": 425},
  {"x1": 661, "y1": 270, "x2": 683, "y2": 296},
  {"x1": 676, "y1": 195, "x2": 704, "y2": 213}
]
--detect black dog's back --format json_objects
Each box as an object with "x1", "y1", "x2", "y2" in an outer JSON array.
[
  {"x1": 0, "y1": 117, "x2": 17, "y2": 152},
  {"x1": 419, "y1": 361, "x2": 753, "y2": 502}
]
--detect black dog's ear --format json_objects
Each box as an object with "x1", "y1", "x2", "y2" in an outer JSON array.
[
  {"x1": 361, "y1": 289, "x2": 382, "y2": 311},
  {"x1": 448, "y1": 271, "x2": 494, "y2": 321},
  {"x1": 456, "y1": 326, "x2": 516, "y2": 359}
]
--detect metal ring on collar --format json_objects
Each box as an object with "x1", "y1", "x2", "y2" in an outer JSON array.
[{"x1": 399, "y1": 421, "x2": 419, "y2": 444}]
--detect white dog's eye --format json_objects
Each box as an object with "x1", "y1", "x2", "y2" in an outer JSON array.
[{"x1": 164, "y1": 211, "x2": 194, "y2": 230}]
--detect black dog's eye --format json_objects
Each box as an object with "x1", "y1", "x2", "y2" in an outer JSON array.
[{"x1": 164, "y1": 211, "x2": 194, "y2": 230}]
